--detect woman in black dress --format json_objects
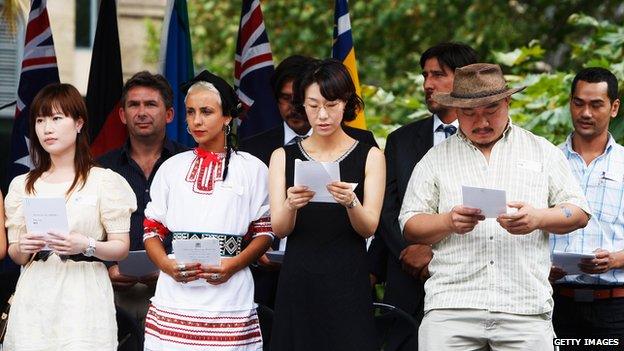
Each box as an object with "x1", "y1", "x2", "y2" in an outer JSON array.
[{"x1": 268, "y1": 58, "x2": 386, "y2": 350}]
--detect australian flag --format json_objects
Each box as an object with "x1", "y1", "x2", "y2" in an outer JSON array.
[
  {"x1": 3, "y1": 0, "x2": 59, "y2": 273},
  {"x1": 234, "y1": 0, "x2": 281, "y2": 139},
  {"x1": 7, "y1": 0, "x2": 60, "y2": 187}
]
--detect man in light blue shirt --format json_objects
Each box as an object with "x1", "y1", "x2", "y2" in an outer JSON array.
[{"x1": 551, "y1": 67, "x2": 624, "y2": 340}]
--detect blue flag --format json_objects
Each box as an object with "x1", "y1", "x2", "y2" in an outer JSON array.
[{"x1": 160, "y1": 0, "x2": 195, "y2": 147}]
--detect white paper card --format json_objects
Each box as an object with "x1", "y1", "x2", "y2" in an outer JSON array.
[
  {"x1": 119, "y1": 250, "x2": 158, "y2": 278},
  {"x1": 22, "y1": 197, "x2": 69, "y2": 250},
  {"x1": 552, "y1": 251, "x2": 596, "y2": 275},
  {"x1": 294, "y1": 159, "x2": 340, "y2": 203},
  {"x1": 173, "y1": 238, "x2": 222, "y2": 287},
  {"x1": 461, "y1": 186, "x2": 507, "y2": 218},
  {"x1": 173, "y1": 238, "x2": 221, "y2": 266}
]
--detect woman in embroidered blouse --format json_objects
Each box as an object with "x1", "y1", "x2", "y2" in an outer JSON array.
[
  {"x1": 142, "y1": 70, "x2": 273, "y2": 351},
  {"x1": 4, "y1": 83, "x2": 137, "y2": 350}
]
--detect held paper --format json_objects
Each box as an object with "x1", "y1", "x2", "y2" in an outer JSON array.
[
  {"x1": 461, "y1": 186, "x2": 507, "y2": 218},
  {"x1": 22, "y1": 197, "x2": 69, "y2": 250},
  {"x1": 119, "y1": 250, "x2": 159, "y2": 277},
  {"x1": 552, "y1": 251, "x2": 596, "y2": 276},
  {"x1": 173, "y1": 238, "x2": 222, "y2": 287},
  {"x1": 294, "y1": 159, "x2": 340, "y2": 203}
]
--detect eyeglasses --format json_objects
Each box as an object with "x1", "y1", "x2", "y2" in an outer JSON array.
[{"x1": 302, "y1": 100, "x2": 344, "y2": 115}]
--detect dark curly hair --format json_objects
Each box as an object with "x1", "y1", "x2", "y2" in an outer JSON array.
[{"x1": 293, "y1": 58, "x2": 364, "y2": 122}]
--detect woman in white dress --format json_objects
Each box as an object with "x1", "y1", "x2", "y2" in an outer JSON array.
[
  {"x1": 4, "y1": 83, "x2": 137, "y2": 350},
  {"x1": 143, "y1": 70, "x2": 273, "y2": 351}
]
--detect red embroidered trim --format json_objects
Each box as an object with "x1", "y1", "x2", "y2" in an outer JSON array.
[
  {"x1": 248, "y1": 216, "x2": 272, "y2": 234},
  {"x1": 145, "y1": 329, "x2": 262, "y2": 347},
  {"x1": 143, "y1": 218, "x2": 170, "y2": 240},
  {"x1": 148, "y1": 304, "x2": 257, "y2": 320},
  {"x1": 185, "y1": 148, "x2": 225, "y2": 195},
  {"x1": 146, "y1": 310, "x2": 258, "y2": 329},
  {"x1": 145, "y1": 306, "x2": 263, "y2": 343}
]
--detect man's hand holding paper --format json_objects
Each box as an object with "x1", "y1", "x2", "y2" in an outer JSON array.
[
  {"x1": 578, "y1": 248, "x2": 621, "y2": 275},
  {"x1": 496, "y1": 201, "x2": 543, "y2": 235},
  {"x1": 447, "y1": 205, "x2": 485, "y2": 234}
]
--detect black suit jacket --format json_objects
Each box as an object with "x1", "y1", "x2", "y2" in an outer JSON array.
[
  {"x1": 239, "y1": 124, "x2": 378, "y2": 167},
  {"x1": 376, "y1": 116, "x2": 434, "y2": 315}
]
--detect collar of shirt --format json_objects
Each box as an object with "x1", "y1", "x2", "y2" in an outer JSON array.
[
  {"x1": 120, "y1": 137, "x2": 178, "y2": 163},
  {"x1": 562, "y1": 132, "x2": 615, "y2": 159},
  {"x1": 432, "y1": 114, "x2": 459, "y2": 133},
  {"x1": 283, "y1": 121, "x2": 312, "y2": 146}
]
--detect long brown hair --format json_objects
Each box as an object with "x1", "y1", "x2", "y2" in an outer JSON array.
[{"x1": 25, "y1": 83, "x2": 94, "y2": 195}]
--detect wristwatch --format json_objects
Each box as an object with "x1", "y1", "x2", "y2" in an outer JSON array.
[
  {"x1": 83, "y1": 237, "x2": 96, "y2": 257},
  {"x1": 346, "y1": 196, "x2": 358, "y2": 209}
]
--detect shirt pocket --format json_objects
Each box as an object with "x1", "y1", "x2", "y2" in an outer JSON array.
[
  {"x1": 510, "y1": 160, "x2": 547, "y2": 202},
  {"x1": 588, "y1": 171, "x2": 624, "y2": 224}
]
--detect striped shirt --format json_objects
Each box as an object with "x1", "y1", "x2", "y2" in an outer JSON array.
[
  {"x1": 399, "y1": 122, "x2": 590, "y2": 315},
  {"x1": 551, "y1": 134, "x2": 624, "y2": 285}
]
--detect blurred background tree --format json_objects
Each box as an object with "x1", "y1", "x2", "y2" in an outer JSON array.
[{"x1": 146, "y1": 0, "x2": 624, "y2": 146}]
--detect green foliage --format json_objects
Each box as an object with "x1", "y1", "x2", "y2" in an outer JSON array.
[
  {"x1": 145, "y1": 2, "x2": 624, "y2": 145},
  {"x1": 491, "y1": 13, "x2": 624, "y2": 144}
]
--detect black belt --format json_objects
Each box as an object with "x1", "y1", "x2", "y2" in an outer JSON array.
[{"x1": 33, "y1": 251, "x2": 102, "y2": 263}]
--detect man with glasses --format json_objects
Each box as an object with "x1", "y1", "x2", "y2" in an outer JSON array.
[
  {"x1": 240, "y1": 55, "x2": 376, "y2": 310},
  {"x1": 400, "y1": 63, "x2": 590, "y2": 350}
]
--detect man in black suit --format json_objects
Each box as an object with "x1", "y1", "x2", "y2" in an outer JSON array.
[
  {"x1": 240, "y1": 55, "x2": 377, "y2": 309},
  {"x1": 373, "y1": 42, "x2": 477, "y2": 350}
]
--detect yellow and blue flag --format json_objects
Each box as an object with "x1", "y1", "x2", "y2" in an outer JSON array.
[{"x1": 332, "y1": 0, "x2": 366, "y2": 129}]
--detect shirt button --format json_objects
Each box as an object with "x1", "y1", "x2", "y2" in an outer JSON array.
[
  {"x1": 490, "y1": 260, "x2": 494, "y2": 265},
  {"x1": 490, "y1": 236, "x2": 494, "y2": 240},
  {"x1": 145, "y1": 189, "x2": 149, "y2": 193}
]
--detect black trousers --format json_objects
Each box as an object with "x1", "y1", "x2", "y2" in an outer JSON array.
[{"x1": 553, "y1": 292, "x2": 624, "y2": 341}]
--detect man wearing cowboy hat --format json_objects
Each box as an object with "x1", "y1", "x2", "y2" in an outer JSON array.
[
  {"x1": 370, "y1": 42, "x2": 477, "y2": 351},
  {"x1": 399, "y1": 63, "x2": 591, "y2": 350}
]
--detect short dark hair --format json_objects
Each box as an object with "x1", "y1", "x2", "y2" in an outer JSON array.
[
  {"x1": 571, "y1": 67, "x2": 619, "y2": 103},
  {"x1": 293, "y1": 58, "x2": 363, "y2": 122},
  {"x1": 121, "y1": 71, "x2": 174, "y2": 109},
  {"x1": 419, "y1": 42, "x2": 478, "y2": 72},
  {"x1": 270, "y1": 55, "x2": 313, "y2": 98}
]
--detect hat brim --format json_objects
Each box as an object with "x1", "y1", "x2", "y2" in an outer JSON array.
[{"x1": 432, "y1": 86, "x2": 526, "y2": 108}]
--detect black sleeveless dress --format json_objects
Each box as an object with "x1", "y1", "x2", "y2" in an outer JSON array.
[{"x1": 270, "y1": 140, "x2": 377, "y2": 351}]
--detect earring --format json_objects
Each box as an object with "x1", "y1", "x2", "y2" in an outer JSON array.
[
  {"x1": 222, "y1": 124, "x2": 231, "y2": 135},
  {"x1": 186, "y1": 125, "x2": 192, "y2": 135}
]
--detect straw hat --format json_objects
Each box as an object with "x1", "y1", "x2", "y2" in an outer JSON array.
[{"x1": 432, "y1": 63, "x2": 525, "y2": 108}]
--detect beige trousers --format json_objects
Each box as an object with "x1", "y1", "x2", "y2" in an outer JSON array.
[{"x1": 419, "y1": 308, "x2": 557, "y2": 351}]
